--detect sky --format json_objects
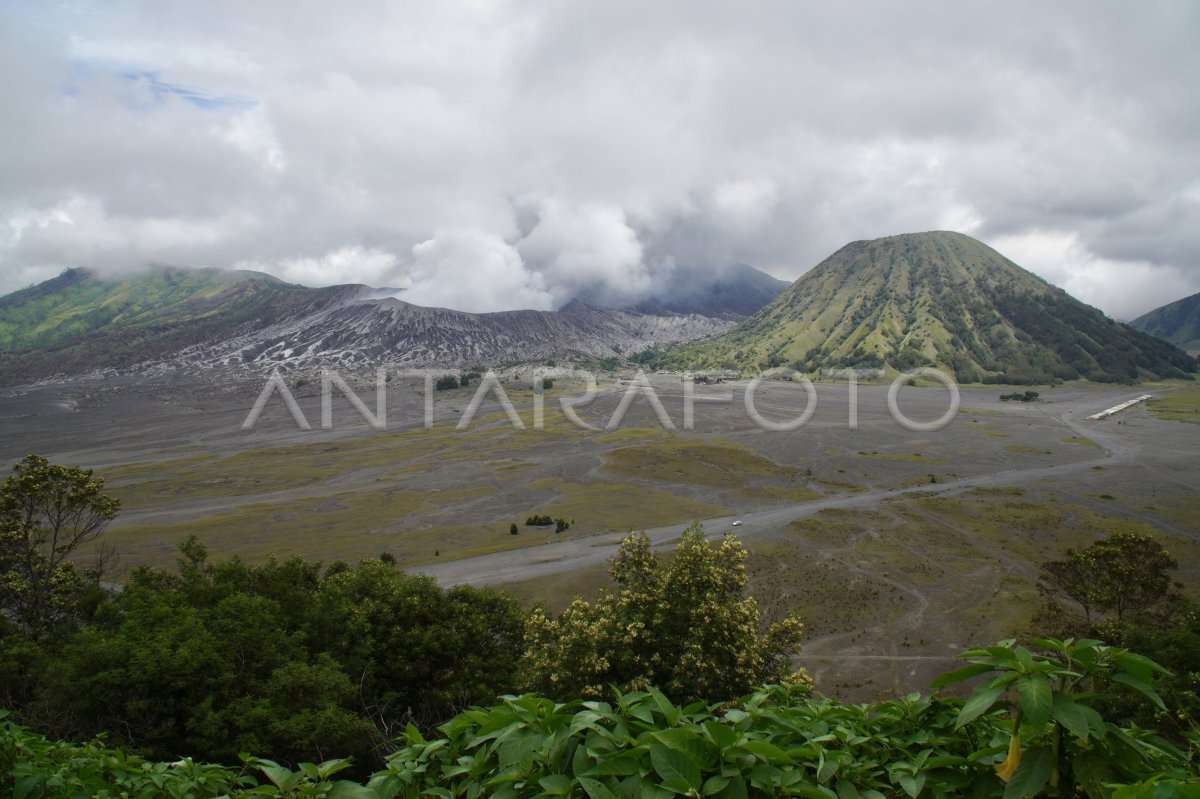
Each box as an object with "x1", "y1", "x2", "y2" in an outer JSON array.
[{"x1": 1, "y1": 1, "x2": 1198, "y2": 320}]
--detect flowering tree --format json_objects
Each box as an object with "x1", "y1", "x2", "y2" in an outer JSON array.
[{"x1": 521, "y1": 524, "x2": 807, "y2": 703}]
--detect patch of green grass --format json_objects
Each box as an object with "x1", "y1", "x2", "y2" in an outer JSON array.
[
  {"x1": 104, "y1": 483, "x2": 515, "y2": 571},
  {"x1": 1149, "y1": 385, "x2": 1200, "y2": 424},
  {"x1": 967, "y1": 486, "x2": 1026, "y2": 497},
  {"x1": 1003, "y1": 444, "x2": 1046, "y2": 455},
  {"x1": 960, "y1": 407, "x2": 1004, "y2": 416},
  {"x1": 854, "y1": 451, "x2": 945, "y2": 463},
  {"x1": 593, "y1": 427, "x2": 674, "y2": 443},
  {"x1": 527, "y1": 476, "x2": 729, "y2": 536},
  {"x1": 603, "y1": 441, "x2": 797, "y2": 487},
  {"x1": 102, "y1": 453, "x2": 219, "y2": 482},
  {"x1": 741, "y1": 485, "x2": 823, "y2": 502}
]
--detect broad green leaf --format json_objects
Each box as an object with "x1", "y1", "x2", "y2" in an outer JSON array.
[
  {"x1": 1017, "y1": 675, "x2": 1052, "y2": 729},
  {"x1": 930, "y1": 662, "x2": 994, "y2": 688},
  {"x1": 956, "y1": 681, "x2": 1007, "y2": 728},
  {"x1": 259, "y1": 763, "x2": 299, "y2": 792},
  {"x1": 1050, "y1": 693, "x2": 1091, "y2": 741},
  {"x1": 1002, "y1": 746, "x2": 1053, "y2": 799},
  {"x1": 653, "y1": 727, "x2": 717, "y2": 768},
  {"x1": 579, "y1": 777, "x2": 621, "y2": 799},
  {"x1": 737, "y1": 740, "x2": 794, "y2": 763},
  {"x1": 649, "y1": 743, "x2": 701, "y2": 792},
  {"x1": 703, "y1": 720, "x2": 737, "y2": 750},
  {"x1": 1111, "y1": 672, "x2": 1167, "y2": 711},
  {"x1": 1112, "y1": 651, "x2": 1170, "y2": 683},
  {"x1": 648, "y1": 687, "x2": 681, "y2": 727},
  {"x1": 12, "y1": 776, "x2": 42, "y2": 799},
  {"x1": 714, "y1": 776, "x2": 749, "y2": 799},
  {"x1": 702, "y1": 775, "x2": 729, "y2": 796},
  {"x1": 835, "y1": 778, "x2": 861, "y2": 799},
  {"x1": 1071, "y1": 751, "x2": 1116, "y2": 799},
  {"x1": 897, "y1": 773, "x2": 925, "y2": 799},
  {"x1": 538, "y1": 774, "x2": 575, "y2": 795},
  {"x1": 816, "y1": 753, "x2": 839, "y2": 784},
  {"x1": 328, "y1": 781, "x2": 381, "y2": 799},
  {"x1": 584, "y1": 752, "x2": 646, "y2": 777}
]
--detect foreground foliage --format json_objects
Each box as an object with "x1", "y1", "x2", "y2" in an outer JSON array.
[
  {"x1": 4, "y1": 639, "x2": 1198, "y2": 798},
  {"x1": 2, "y1": 536, "x2": 526, "y2": 773}
]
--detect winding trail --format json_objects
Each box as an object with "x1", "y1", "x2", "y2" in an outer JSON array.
[{"x1": 416, "y1": 391, "x2": 1137, "y2": 587}]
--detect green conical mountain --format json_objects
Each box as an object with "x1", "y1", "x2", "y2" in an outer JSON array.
[
  {"x1": 1130, "y1": 291, "x2": 1200, "y2": 355},
  {"x1": 654, "y1": 231, "x2": 1196, "y2": 384}
]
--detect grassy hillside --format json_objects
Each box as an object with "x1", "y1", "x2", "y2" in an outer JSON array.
[
  {"x1": 645, "y1": 232, "x2": 1197, "y2": 384},
  {"x1": 0, "y1": 266, "x2": 317, "y2": 384},
  {"x1": 1131, "y1": 290, "x2": 1200, "y2": 355}
]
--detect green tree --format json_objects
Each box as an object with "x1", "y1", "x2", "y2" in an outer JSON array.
[
  {"x1": 521, "y1": 525, "x2": 807, "y2": 703},
  {"x1": 1040, "y1": 533, "x2": 1180, "y2": 625},
  {"x1": 312, "y1": 560, "x2": 526, "y2": 733},
  {"x1": 0, "y1": 455, "x2": 119, "y2": 638}
]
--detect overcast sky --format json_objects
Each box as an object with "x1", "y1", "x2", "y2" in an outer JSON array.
[{"x1": 1, "y1": 1, "x2": 1197, "y2": 319}]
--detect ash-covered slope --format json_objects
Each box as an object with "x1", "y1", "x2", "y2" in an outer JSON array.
[
  {"x1": 0, "y1": 267, "x2": 731, "y2": 384},
  {"x1": 181, "y1": 295, "x2": 731, "y2": 371},
  {"x1": 656, "y1": 231, "x2": 1196, "y2": 383}
]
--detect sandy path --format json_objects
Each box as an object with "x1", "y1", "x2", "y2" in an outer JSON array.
[{"x1": 416, "y1": 390, "x2": 1140, "y2": 587}]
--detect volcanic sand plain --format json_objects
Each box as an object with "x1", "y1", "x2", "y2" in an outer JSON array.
[{"x1": 2, "y1": 371, "x2": 1198, "y2": 701}]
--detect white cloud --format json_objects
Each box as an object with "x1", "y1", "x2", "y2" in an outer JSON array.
[
  {"x1": 987, "y1": 229, "x2": 1199, "y2": 320},
  {"x1": 712, "y1": 178, "x2": 778, "y2": 231},
  {"x1": 406, "y1": 228, "x2": 552, "y2": 312},
  {"x1": 241, "y1": 245, "x2": 401, "y2": 288},
  {"x1": 0, "y1": 1, "x2": 1197, "y2": 316},
  {"x1": 517, "y1": 200, "x2": 648, "y2": 306}
]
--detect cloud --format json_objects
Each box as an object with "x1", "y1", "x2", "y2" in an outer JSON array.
[
  {"x1": 0, "y1": 0, "x2": 1197, "y2": 317},
  {"x1": 516, "y1": 200, "x2": 648, "y2": 307},
  {"x1": 988, "y1": 230, "x2": 1196, "y2": 321},
  {"x1": 407, "y1": 228, "x2": 552, "y2": 313},
  {"x1": 237, "y1": 245, "x2": 401, "y2": 289}
]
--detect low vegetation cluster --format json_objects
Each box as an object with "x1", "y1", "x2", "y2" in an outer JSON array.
[
  {"x1": 524, "y1": 515, "x2": 571, "y2": 533},
  {"x1": 1000, "y1": 391, "x2": 1040, "y2": 403}
]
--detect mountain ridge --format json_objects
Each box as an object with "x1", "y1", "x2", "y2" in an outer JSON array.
[
  {"x1": 644, "y1": 231, "x2": 1196, "y2": 384},
  {"x1": 1130, "y1": 291, "x2": 1200, "y2": 355},
  {"x1": 0, "y1": 266, "x2": 735, "y2": 385}
]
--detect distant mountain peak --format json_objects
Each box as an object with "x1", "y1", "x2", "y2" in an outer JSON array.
[
  {"x1": 656, "y1": 231, "x2": 1196, "y2": 383},
  {"x1": 1131, "y1": 290, "x2": 1200, "y2": 355}
]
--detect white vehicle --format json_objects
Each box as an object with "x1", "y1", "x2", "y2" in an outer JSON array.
[{"x1": 731, "y1": 520, "x2": 743, "y2": 527}]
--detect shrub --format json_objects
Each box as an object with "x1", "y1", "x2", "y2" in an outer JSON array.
[{"x1": 521, "y1": 525, "x2": 806, "y2": 703}]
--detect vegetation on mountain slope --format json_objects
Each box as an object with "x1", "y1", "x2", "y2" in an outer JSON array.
[
  {"x1": 1132, "y1": 291, "x2": 1200, "y2": 355},
  {"x1": 641, "y1": 232, "x2": 1197, "y2": 384},
  {"x1": 0, "y1": 266, "x2": 321, "y2": 383},
  {"x1": 0, "y1": 267, "x2": 735, "y2": 384}
]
